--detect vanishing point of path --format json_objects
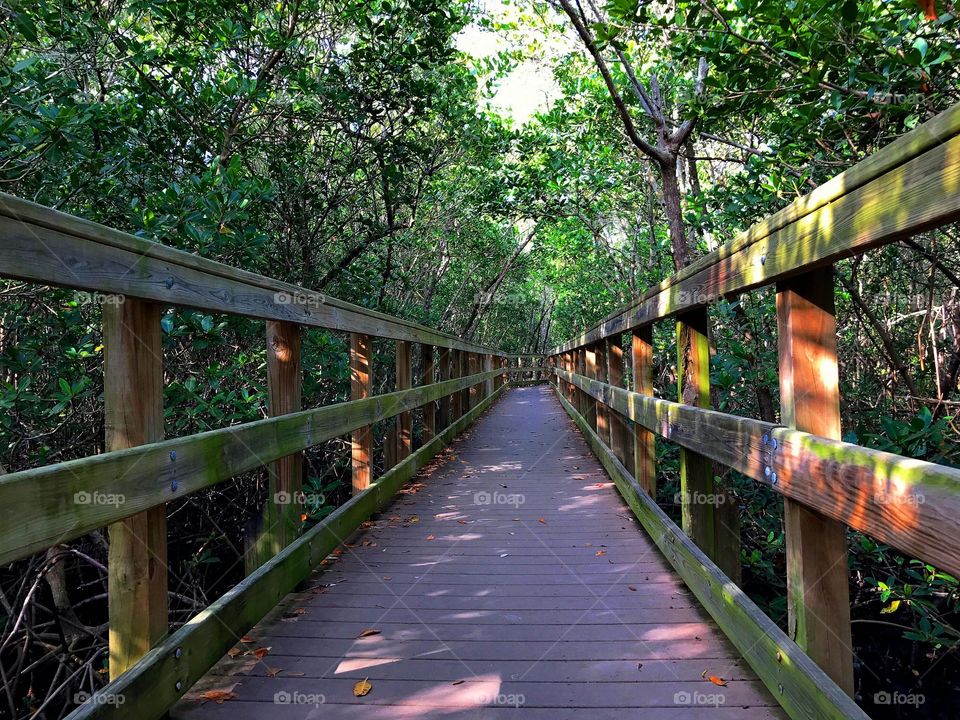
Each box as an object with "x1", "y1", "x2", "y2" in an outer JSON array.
[{"x1": 175, "y1": 385, "x2": 785, "y2": 719}]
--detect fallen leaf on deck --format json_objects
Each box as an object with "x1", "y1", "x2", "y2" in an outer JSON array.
[
  {"x1": 707, "y1": 675, "x2": 728, "y2": 687},
  {"x1": 353, "y1": 678, "x2": 373, "y2": 697},
  {"x1": 426, "y1": 534, "x2": 435, "y2": 540},
  {"x1": 227, "y1": 647, "x2": 243, "y2": 658},
  {"x1": 358, "y1": 629, "x2": 381, "y2": 638},
  {"x1": 538, "y1": 517, "x2": 546, "y2": 524},
  {"x1": 628, "y1": 586, "x2": 637, "y2": 591},
  {"x1": 200, "y1": 690, "x2": 237, "y2": 704},
  {"x1": 595, "y1": 550, "x2": 606, "y2": 557},
  {"x1": 266, "y1": 667, "x2": 281, "y2": 678},
  {"x1": 239, "y1": 636, "x2": 255, "y2": 643},
  {"x1": 452, "y1": 679, "x2": 465, "y2": 685},
  {"x1": 251, "y1": 647, "x2": 271, "y2": 659}
]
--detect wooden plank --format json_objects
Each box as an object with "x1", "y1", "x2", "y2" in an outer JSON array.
[
  {"x1": 350, "y1": 333, "x2": 373, "y2": 494},
  {"x1": 595, "y1": 342, "x2": 610, "y2": 446},
  {"x1": 104, "y1": 299, "x2": 167, "y2": 680},
  {"x1": 777, "y1": 268, "x2": 853, "y2": 695},
  {"x1": 632, "y1": 326, "x2": 656, "y2": 496},
  {"x1": 676, "y1": 309, "x2": 715, "y2": 557},
  {"x1": 550, "y1": 116, "x2": 960, "y2": 354},
  {"x1": 438, "y1": 347, "x2": 451, "y2": 430},
  {"x1": 0, "y1": 364, "x2": 502, "y2": 566},
  {"x1": 421, "y1": 344, "x2": 435, "y2": 442},
  {"x1": 246, "y1": 321, "x2": 303, "y2": 575},
  {"x1": 552, "y1": 367, "x2": 960, "y2": 579},
  {"x1": 396, "y1": 341, "x2": 412, "y2": 462},
  {"x1": 0, "y1": 194, "x2": 501, "y2": 355},
  {"x1": 67, "y1": 382, "x2": 507, "y2": 720},
  {"x1": 606, "y1": 338, "x2": 626, "y2": 464},
  {"x1": 553, "y1": 389, "x2": 868, "y2": 720}
]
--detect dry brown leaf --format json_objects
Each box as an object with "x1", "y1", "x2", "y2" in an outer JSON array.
[
  {"x1": 452, "y1": 679, "x2": 465, "y2": 685},
  {"x1": 239, "y1": 636, "x2": 255, "y2": 643},
  {"x1": 353, "y1": 678, "x2": 373, "y2": 697},
  {"x1": 426, "y1": 534, "x2": 435, "y2": 540},
  {"x1": 227, "y1": 647, "x2": 243, "y2": 658},
  {"x1": 252, "y1": 647, "x2": 271, "y2": 659},
  {"x1": 200, "y1": 690, "x2": 237, "y2": 704},
  {"x1": 707, "y1": 675, "x2": 728, "y2": 687},
  {"x1": 357, "y1": 629, "x2": 381, "y2": 638},
  {"x1": 595, "y1": 550, "x2": 606, "y2": 557},
  {"x1": 266, "y1": 667, "x2": 281, "y2": 678},
  {"x1": 538, "y1": 517, "x2": 546, "y2": 524},
  {"x1": 628, "y1": 586, "x2": 637, "y2": 592}
]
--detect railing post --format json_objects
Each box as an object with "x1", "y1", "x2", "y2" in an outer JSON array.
[
  {"x1": 676, "y1": 309, "x2": 715, "y2": 555},
  {"x1": 438, "y1": 347, "x2": 451, "y2": 429},
  {"x1": 104, "y1": 298, "x2": 167, "y2": 680},
  {"x1": 452, "y1": 349, "x2": 464, "y2": 419},
  {"x1": 584, "y1": 345, "x2": 599, "y2": 431},
  {"x1": 351, "y1": 332, "x2": 373, "y2": 494},
  {"x1": 468, "y1": 352, "x2": 478, "y2": 409},
  {"x1": 595, "y1": 342, "x2": 610, "y2": 445},
  {"x1": 606, "y1": 337, "x2": 626, "y2": 465},
  {"x1": 247, "y1": 321, "x2": 303, "y2": 574},
  {"x1": 777, "y1": 267, "x2": 854, "y2": 695},
  {"x1": 396, "y1": 340, "x2": 412, "y2": 462},
  {"x1": 421, "y1": 344, "x2": 435, "y2": 443},
  {"x1": 632, "y1": 327, "x2": 656, "y2": 496}
]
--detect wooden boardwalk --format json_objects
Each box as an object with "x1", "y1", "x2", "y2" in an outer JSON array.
[{"x1": 175, "y1": 385, "x2": 785, "y2": 719}]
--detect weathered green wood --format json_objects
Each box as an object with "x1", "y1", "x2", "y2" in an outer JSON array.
[
  {"x1": 553, "y1": 389, "x2": 868, "y2": 720},
  {"x1": 246, "y1": 320, "x2": 304, "y2": 575},
  {"x1": 550, "y1": 108, "x2": 960, "y2": 354},
  {"x1": 66, "y1": 382, "x2": 506, "y2": 720},
  {"x1": 0, "y1": 194, "x2": 499, "y2": 356},
  {"x1": 103, "y1": 299, "x2": 167, "y2": 680},
  {"x1": 0, "y1": 368, "x2": 502, "y2": 566},
  {"x1": 554, "y1": 367, "x2": 960, "y2": 579}
]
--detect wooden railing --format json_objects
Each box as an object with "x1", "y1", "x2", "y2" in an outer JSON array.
[
  {"x1": 0, "y1": 194, "x2": 522, "y2": 719},
  {"x1": 547, "y1": 103, "x2": 960, "y2": 719}
]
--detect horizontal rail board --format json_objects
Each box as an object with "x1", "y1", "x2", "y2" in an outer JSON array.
[
  {"x1": 551, "y1": 103, "x2": 960, "y2": 353},
  {"x1": 0, "y1": 193, "x2": 497, "y2": 354},
  {"x1": 556, "y1": 368, "x2": 960, "y2": 578},
  {"x1": 0, "y1": 369, "x2": 503, "y2": 565},
  {"x1": 66, "y1": 382, "x2": 506, "y2": 720},
  {"x1": 554, "y1": 389, "x2": 867, "y2": 720}
]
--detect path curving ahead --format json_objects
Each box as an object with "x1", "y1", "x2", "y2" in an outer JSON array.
[{"x1": 175, "y1": 385, "x2": 785, "y2": 719}]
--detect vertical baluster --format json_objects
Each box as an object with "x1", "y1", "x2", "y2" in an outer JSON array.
[
  {"x1": 421, "y1": 344, "x2": 435, "y2": 443},
  {"x1": 606, "y1": 337, "x2": 626, "y2": 464},
  {"x1": 351, "y1": 333, "x2": 373, "y2": 494},
  {"x1": 105, "y1": 298, "x2": 167, "y2": 679},
  {"x1": 396, "y1": 340, "x2": 412, "y2": 462},
  {"x1": 438, "y1": 347, "x2": 451, "y2": 430},
  {"x1": 632, "y1": 326, "x2": 656, "y2": 496},
  {"x1": 777, "y1": 268, "x2": 854, "y2": 695}
]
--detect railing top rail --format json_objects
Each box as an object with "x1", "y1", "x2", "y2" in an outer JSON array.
[
  {"x1": 549, "y1": 101, "x2": 960, "y2": 354},
  {"x1": 0, "y1": 192, "x2": 501, "y2": 355}
]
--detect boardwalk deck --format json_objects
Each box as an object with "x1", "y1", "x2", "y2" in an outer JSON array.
[{"x1": 174, "y1": 386, "x2": 785, "y2": 719}]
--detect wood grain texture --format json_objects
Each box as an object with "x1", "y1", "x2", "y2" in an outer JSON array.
[
  {"x1": 246, "y1": 321, "x2": 304, "y2": 575},
  {"x1": 606, "y1": 338, "x2": 626, "y2": 464},
  {"x1": 553, "y1": 388, "x2": 867, "y2": 720},
  {"x1": 777, "y1": 269, "x2": 854, "y2": 695},
  {"x1": 170, "y1": 387, "x2": 784, "y2": 720},
  {"x1": 103, "y1": 299, "x2": 167, "y2": 680},
  {"x1": 395, "y1": 341, "x2": 412, "y2": 463},
  {"x1": 351, "y1": 333, "x2": 373, "y2": 494},
  {"x1": 0, "y1": 194, "x2": 501, "y2": 355},
  {"x1": 553, "y1": 367, "x2": 960, "y2": 579},
  {"x1": 421, "y1": 344, "x2": 435, "y2": 442},
  {"x1": 632, "y1": 327, "x2": 656, "y2": 497}
]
